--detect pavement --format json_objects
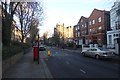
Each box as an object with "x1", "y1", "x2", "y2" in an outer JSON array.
[{"x1": 2, "y1": 47, "x2": 53, "y2": 78}]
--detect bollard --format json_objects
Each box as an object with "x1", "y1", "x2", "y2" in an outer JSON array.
[{"x1": 48, "y1": 50, "x2": 51, "y2": 56}]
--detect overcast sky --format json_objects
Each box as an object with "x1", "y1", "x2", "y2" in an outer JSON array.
[{"x1": 38, "y1": 0, "x2": 116, "y2": 37}]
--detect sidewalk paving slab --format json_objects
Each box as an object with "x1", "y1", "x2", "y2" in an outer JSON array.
[{"x1": 2, "y1": 48, "x2": 53, "y2": 78}]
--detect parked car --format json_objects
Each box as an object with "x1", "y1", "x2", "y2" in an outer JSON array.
[
  {"x1": 81, "y1": 48, "x2": 115, "y2": 59},
  {"x1": 39, "y1": 45, "x2": 46, "y2": 51}
]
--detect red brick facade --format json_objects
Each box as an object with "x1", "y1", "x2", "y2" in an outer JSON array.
[
  {"x1": 73, "y1": 8, "x2": 110, "y2": 46},
  {"x1": 87, "y1": 9, "x2": 110, "y2": 45},
  {"x1": 73, "y1": 16, "x2": 88, "y2": 45}
]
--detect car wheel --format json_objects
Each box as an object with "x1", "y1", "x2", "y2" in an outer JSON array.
[
  {"x1": 82, "y1": 52, "x2": 85, "y2": 56},
  {"x1": 95, "y1": 55, "x2": 100, "y2": 59}
]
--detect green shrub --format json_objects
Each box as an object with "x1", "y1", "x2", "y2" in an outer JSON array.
[
  {"x1": 2, "y1": 45, "x2": 23, "y2": 60},
  {"x1": 2, "y1": 41, "x2": 30, "y2": 60}
]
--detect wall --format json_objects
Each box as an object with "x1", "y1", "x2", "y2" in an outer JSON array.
[{"x1": 2, "y1": 52, "x2": 23, "y2": 74}]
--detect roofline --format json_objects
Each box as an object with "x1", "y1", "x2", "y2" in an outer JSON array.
[{"x1": 88, "y1": 8, "x2": 110, "y2": 18}]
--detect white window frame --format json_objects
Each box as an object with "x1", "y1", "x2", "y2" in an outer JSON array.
[
  {"x1": 98, "y1": 17, "x2": 101, "y2": 22},
  {"x1": 92, "y1": 19, "x2": 95, "y2": 24},
  {"x1": 82, "y1": 25, "x2": 84, "y2": 28},
  {"x1": 98, "y1": 26, "x2": 102, "y2": 30},
  {"x1": 108, "y1": 35, "x2": 112, "y2": 44},
  {"x1": 76, "y1": 27, "x2": 77, "y2": 30},
  {"x1": 89, "y1": 21, "x2": 91, "y2": 25},
  {"x1": 85, "y1": 23, "x2": 86, "y2": 28},
  {"x1": 76, "y1": 33, "x2": 77, "y2": 37}
]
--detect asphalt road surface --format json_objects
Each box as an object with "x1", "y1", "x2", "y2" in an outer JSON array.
[{"x1": 44, "y1": 47, "x2": 120, "y2": 78}]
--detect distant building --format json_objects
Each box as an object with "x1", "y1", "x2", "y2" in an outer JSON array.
[
  {"x1": 73, "y1": 16, "x2": 88, "y2": 46},
  {"x1": 107, "y1": 0, "x2": 120, "y2": 48},
  {"x1": 54, "y1": 23, "x2": 65, "y2": 46},
  {"x1": 54, "y1": 23, "x2": 73, "y2": 46},
  {"x1": 64, "y1": 26, "x2": 73, "y2": 43},
  {"x1": 73, "y1": 24, "x2": 79, "y2": 45},
  {"x1": 11, "y1": 21, "x2": 23, "y2": 42},
  {"x1": 87, "y1": 9, "x2": 110, "y2": 46}
]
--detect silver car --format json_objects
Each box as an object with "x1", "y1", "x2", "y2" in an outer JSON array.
[{"x1": 81, "y1": 48, "x2": 115, "y2": 59}]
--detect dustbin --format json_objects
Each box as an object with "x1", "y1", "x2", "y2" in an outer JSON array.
[{"x1": 33, "y1": 46, "x2": 39, "y2": 61}]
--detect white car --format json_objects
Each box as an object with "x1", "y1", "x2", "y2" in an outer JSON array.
[
  {"x1": 81, "y1": 48, "x2": 115, "y2": 59},
  {"x1": 39, "y1": 45, "x2": 46, "y2": 51}
]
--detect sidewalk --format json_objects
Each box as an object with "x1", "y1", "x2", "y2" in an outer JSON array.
[{"x1": 2, "y1": 48, "x2": 53, "y2": 78}]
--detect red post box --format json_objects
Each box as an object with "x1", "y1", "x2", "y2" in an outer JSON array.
[{"x1": 33, "y1": 46, "x2": 39, "y2": 61}]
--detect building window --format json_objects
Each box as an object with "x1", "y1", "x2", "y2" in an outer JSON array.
[
  {"x1": 114, "y1": 34, "x2": 115, "y2": 37},
  {"x1": 81, "y1": 19, "x2": 83, "y2": 22},
  {"x1": 109, "y1": 35, "x2": 112, "y2": 44},
  {"x1": 90, "y1": 29, "x2": 92, "y2": 34},
  {"x1": 92, "y1": 28, "x2": 95, "y2": 34},
  {"x1": 82, "y1": 31, "x2": 84, "y2": 35},
  {"x1": 98, "y1": 26, "x2": 102, "y2": 30},
  {"x1": 90, "y1": 29, "x2": 92, "y2": 32},
  {"x1": 76, "y1": 27, "x2": 77, "y2": 30},
  {"x1": 78, "y1": 32, "x2": 80, "y2": 37},
  {"x1": 82, "y1": 25, "x2": 84, "y2": 28},
  {"x1": 116, "y1": 34, "x2": 118, "y2": 37},
  {"x1": 98, "y1": 17, "x2": 101, "y2": 22},
  {"x1": 85, "y1": 23, "x2": 86, "y2": 28},
  {"x1": 76, "y1": 33, "x2": 77, "y2": 37},
  {"x1": 92, "y1": 20, "x2": 95, "y2": 24},
  {"x1": 85, "y1": 30, "x2": 87, "y2": 34},
  {"x1": 89, "y1": 21, "x2": 91, "y2": 25},
  {"x1": 78, "y1": 25, "x2": 80, "y2": 30}
]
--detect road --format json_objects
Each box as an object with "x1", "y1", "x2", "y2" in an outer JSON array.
[
  {"x1": 2, "y1": 47, "x2": 119, "y2": 78},
  {"x1": 44, "y1": 47, "x2": 119, "y2": 78}
]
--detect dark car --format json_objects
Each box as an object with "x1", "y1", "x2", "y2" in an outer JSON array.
[{"x1": 39, "y1": 45, "x2": 46, "y2": 51}]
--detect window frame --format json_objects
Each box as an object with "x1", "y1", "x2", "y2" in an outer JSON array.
[
  {"x1": 98, "y1": 17, "x2": 101, "y2": 22},
  {"x1": 92, "y1": 19, "x2": 95, "y2": 24}
]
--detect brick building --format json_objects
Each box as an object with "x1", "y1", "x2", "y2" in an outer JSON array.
[
  {"x1": 73, "y1": 16, "x2": 88, "y2": 46},
  {"x1": 73, "y1": 24, "x2": 79, "y2": 45},
  {"x1": 87, "y1": 9, "x2": 110, "y2": 46}
]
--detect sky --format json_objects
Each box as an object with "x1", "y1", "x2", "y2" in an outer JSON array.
[{"x1": 38, "y1": 0, "x2": 117, "y2": 37}]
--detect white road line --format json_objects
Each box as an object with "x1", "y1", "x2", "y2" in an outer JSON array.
[
  {"x1": 66, "y1": 61, "x2": 70, "y2": 64},
  {"x1": 80, "y1": 69, "x2": 86, "y2": 74}
]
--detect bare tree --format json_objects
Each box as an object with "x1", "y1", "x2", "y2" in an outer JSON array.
[
  {"x1": 29, "y1": 18, "x2": 39, "y2": 44},
  {"x1": 15, "y1": 2, "x2": 44, "y2": 43},
  {"x1": 2, "y1": 1, "x2": 20, "y2": 46}
]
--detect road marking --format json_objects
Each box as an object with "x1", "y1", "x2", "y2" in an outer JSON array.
[
  {"x1": 66, "y1": 61, "x2": 70, "y2": 64},
  {"x1": 80, "y1": 69, "x2": 86, "y2": 74},
  {"x1": 65, "y1": 54, "x2": 68, "y2": 56}
]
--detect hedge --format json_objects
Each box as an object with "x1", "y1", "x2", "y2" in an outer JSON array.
[{"x1": 2, "y1": 41, "x2": 30, "y2": 60}]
